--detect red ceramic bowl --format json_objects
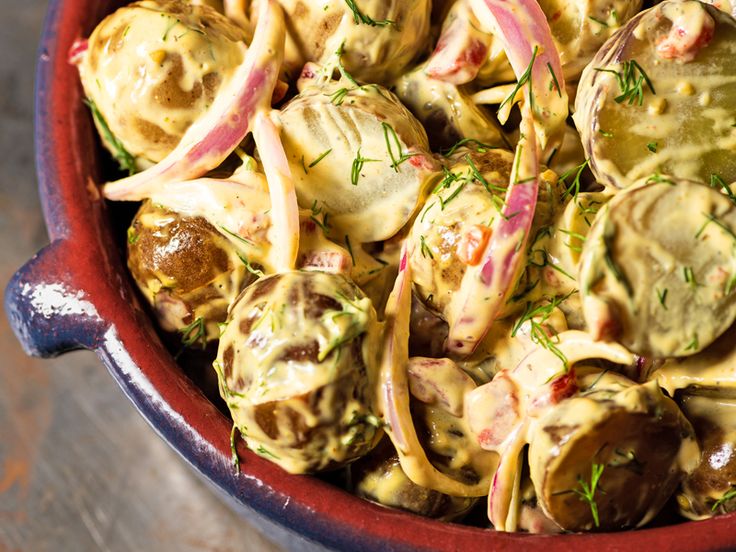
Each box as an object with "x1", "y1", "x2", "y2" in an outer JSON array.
[{"x1": 6, "y1": 0, "x2": 736, "y2": 549}]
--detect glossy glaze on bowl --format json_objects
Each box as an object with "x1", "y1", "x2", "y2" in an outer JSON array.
[{"x1": 5, "y1": 0, "x2": 736, "y2": 549}]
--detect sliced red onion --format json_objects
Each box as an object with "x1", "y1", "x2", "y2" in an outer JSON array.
[
  {"x1": 469, "y1": 0, "x2": 568, "y2": 152},
  {"x1": 252, "y1": 111, "x2": 300, "y2": 271},
  {"x1": 406, "y1": 357, "x2": 475, "y2": 417},
  {"x1": 447, "y1": 114, "x2": 538, "y2": 357},
  {"x1": 446, "y1": 0, "x2": 569, "y2": 357},
  {"x1": 377, "y1": 245, "x2": 488, "y2": 497},
  {"x1": 103, "y1": 0, "x2": 284, "y2": 201}
]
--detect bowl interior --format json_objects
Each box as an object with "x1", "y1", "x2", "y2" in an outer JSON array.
[{"x1": 32, "y1": 0, "x2": 736, "y2": 550}]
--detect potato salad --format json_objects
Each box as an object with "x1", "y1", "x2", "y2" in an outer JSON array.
[{"x1": 73, "y1": 0, "x2": 736, "y2": 533}]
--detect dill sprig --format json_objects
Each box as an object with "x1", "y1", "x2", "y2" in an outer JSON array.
[
  {"x1": 594, "y1": 59, "x2": 656, "y2": 106},
  {"x1": 712, "y1": 486, "x2": 736, "y2": 512},
  {"x1": 710, "y1": 174, "x2": 736, "y2": 206},
  {"x1": 499, "y1": 46, "x2": 538, "y2": 112},
  {"x1": 179, "y1": 317, "x2": 206, "y2": 349},
  {"x1": 344, "y1": 0, "x2": 394, "y2": 27},
  {"x1": 351, "y1": 148, "x2": 380, "y2": 185},
  {"x1": 559, "y1": 159, "x2": 590, "y2": 201},
  {"x1": 237, "y1": 253, "x2": 265, "y2": 278},
  {"x1": 443, "y1": 137, "x2": 498, "y2": 157},
  {"x1": 84, "y1": 98, "x2": 137, "y2": 175},
  {"x1": 308, "y1": 148, "x2": 333, "y2": 168},
  {"x1": 382, "y1": 122, "x2": 417, "y2": 171},
  {"x1": 574, "y1": 463, "x2": 606, "y2": 528},
  {"x1": 230, "y1": 424, "x2": 241, "y2": 474},
  {"x1": 344, "y1": 235, "x2": 356, "y2": 266},
  {"x1": 511, "y1": 291, "x2": 576, "y2": 370},
  {"x1": 419, "y1": 235, "x2": 434, "y2": 259}
]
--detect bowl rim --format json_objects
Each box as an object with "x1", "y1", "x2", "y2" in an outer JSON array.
[{"x1": 32, "y1": 0, "x2": 736, "y2": 549}]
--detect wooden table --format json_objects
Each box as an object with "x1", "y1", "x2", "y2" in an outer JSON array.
[{"x1": 0, "y1": 3, "x2": 282, "y2": 550}]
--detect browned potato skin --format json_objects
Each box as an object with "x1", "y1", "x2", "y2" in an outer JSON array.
[
  {"x1": 351, "y1": 439, "x2": 477, "y2": 521},
  {"x1": 127, "y1": 201, "x2": 253, "y2": 339},
  {"x1": 81, "y1": 0, "x2": 246, "y2": 164},
  {"x1": 218, "y1": 271, "x2": 382, "y2": 473},
  {"x1": 530, "y1": 372, "x2": 697, "y2": 532},
  {"x1": 678, "y1": 394, "x2": 736, "y2": 518}
]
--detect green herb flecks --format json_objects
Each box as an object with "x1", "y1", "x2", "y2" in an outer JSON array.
[
  {"x1": 683, "y1": 266, "x2": 697, "y2": 289},
  {"x1": 547, "y1": 62, "x2": 562, "y2": 97},
  {"x1": 443, "y1": 137, "x2": 499, "y2": 157},
  {"x1": 594, "y1": 59, "x2": 656, "y2": 106},
  {"x1": 351, "y1": 149, "x2": 380, "y2": 185},
  {"x1": 344, "y1": 0, "x2": 394, "y2": 27},
  {"x1": 646, "y1": 173, "x2": 675, "y2": 186},
  {"x1": 230, "y1": 424, "x2": 241, "y2": 474},
  {"x1": 656, "y1": 288, "x2": 668, "y2": 309},
  {"x1": 647, "y1": 142, "x2": 658, "y2": 153},
  {"x1": 127, "y1": 227, "x2": 140, "y2": 245},
  {"x1": 308, "y1": 148, "x2": 333, "y2": 168},
  {"x1": 219, "y1": 226, "x2": 256, "y2": 247},
  {"x1": 685, "y1": 333, "x2": 699, "y2": 352},
  {"x1": 335, "y1": 42, "x2": 359, "y2": 86},
  {"x1": 574, "y1": 463, "x2": 606, "y2": 528},
  {"x1": 84, "y1": 98, "x2": 137, "y2": 175},
  {"x1": 603, "y1": 224, "x2": 633, "y2": 296},
  {"x1": 696, "y1": 212, "x2": 736, "y2": 243},
  {"x1": 329, "y1": 87, "x2": 350, "y2": 106},
  {"x1": 466, "y1": 154, "x2": 506, "y2": 194},
  {"x1": 382, "y1": 122, "x2": 418, "y2": 171},
  {"x1": 712, "y1": 487, "x2": 736, "y2": 512},
  {"x1": 559, "y1": 159, "x2": 590, "y2": 201},
  {"x1": 558, "y1": 228, "x2": 587, "y2": 253},
  {"x1": 499, "y1": 45, "x2": 538, "y2": 113},
  {"x1": 344, "y1": 235, "x2": 356, "y2": 266},
  {"x1": 237, "y1": 253, "x2": 265, "y2": 278},
  {"x1": 710, "y1": 174, "x2": 736, "y2": 206},
  {"x1": 255, "y1": 445, "x2": 280, "y2": 460},
  {"x1": 588, "y1": 15, "x2": 609, "y2": 27},
  {"x1": 179, "y1": 317, "x2": 206, "y2": 349},
  {"x1": 511, "y1": 291, "x2": 576, "y2": 370},
  {"x1": 419, "y1": 235, "x2": 434, "y2": 259}
]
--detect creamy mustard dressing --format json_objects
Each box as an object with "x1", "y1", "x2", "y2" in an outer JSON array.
[
  {"x1": 248, "y1": 0, "x2": 431, "y2": 82},
  {"x1": 215, "y1": 271, "x2": 382, "y2": 474},
  {"x1": 278, "y1": 77, "x2": 438, "y2": 244},
  {"x1": 579, "y1": 179, "x2": 736, "y2": 357},
  {"x1": 576, "y1": 1, "x2": 736, "y2": 188},
  {"x1": 82, "y1": 0, "x2": 736, "y2": 533},
  {"x1": 79, "y1": 0, "x2": 246, "y2": 165}
]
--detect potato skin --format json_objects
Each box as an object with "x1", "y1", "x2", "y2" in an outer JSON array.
[
  {"x1": 351, "y1": 439, "x2": 478, "y2": 521},
  {"x1": 127, "y1": 201, "x2": 253, "y2": 341},
  {"x1": 252, "y1": 0, "x2": 431, "y2": 83},
  {"x1": 79, "y1": 0, "x2": 246, "y2": 165},
  {"x1": 678, "y1": 394, "x2": 736, "y2": 519},
  {"x1": 529, "y1": 370, "x2": 698, "y2": 532},
  {"x1": 216, "y1": 271, "x2": 383, "y2": 473}
]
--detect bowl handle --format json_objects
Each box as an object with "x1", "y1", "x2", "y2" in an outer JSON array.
[{"x1": 4, "y1": 239, "x2": 107, "y2": 357}]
